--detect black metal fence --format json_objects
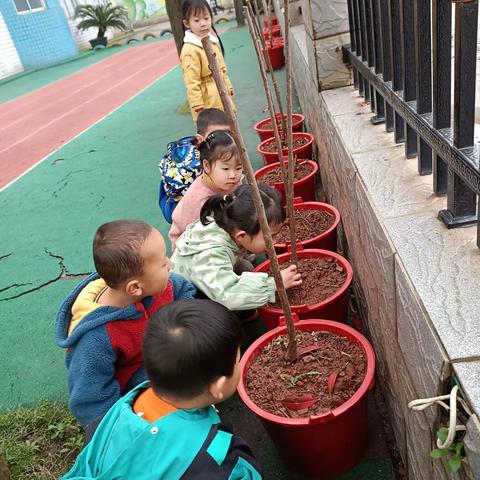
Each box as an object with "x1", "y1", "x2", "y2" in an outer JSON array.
[{"x1": 342, "y1": 0, "x2": 480, "y2": 247}]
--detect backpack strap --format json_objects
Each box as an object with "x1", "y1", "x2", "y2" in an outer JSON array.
[{"x1": 181, "y1": 421, "x2": 262, "y2": 479}]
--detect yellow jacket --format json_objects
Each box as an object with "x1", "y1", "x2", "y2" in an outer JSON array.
[{"x1": 180, "y1": 31, "x2": 236, "y2": 123}]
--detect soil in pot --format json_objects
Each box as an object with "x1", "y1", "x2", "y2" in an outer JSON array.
[
  {"x1": 258, "y1": 116, "x2": 301, "y2": 131},
  {"x1": 260, "y1": 162, "x2": 313, "y2": 185},
  {"x1": 276, "y1": 209, "x2": 335, "y2": 244},
  {"x1": 245, "y1": 329, "x2": 366, "y2": 418},
  {"x1": 258, "y1": 118, "x2": 282, "y2": 130},
  {"x1": 262, "y1": 136, "x2": 308, "y2": 152},
  {"x1": 269, "y1": 257, "x2": 347, "y2": 308}
]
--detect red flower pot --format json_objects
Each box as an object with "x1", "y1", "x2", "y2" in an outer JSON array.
[
  {"x1": 263, "y1": 16, "x2": 278, "y2": 27},
  {"x1": 254, "y1": 249, "x2": 353, "y2": 329},
  {"x1": 257, "y1": 132, "x2": 314, "y2": 165},
  {"x1": 255, "y1": 158, "x2": 318, "y2": 204},
  {"x1": 274, "y1": 201, "x2": 340, "y2": 254},
  {"x1": 266, "y1": 43, "x2": 284, "y2": 70},
  {"x1": 263, "y1": 24, "x2": 281, "y2": 39},
  {"x1": 237, "y1": 319, "x2": 376, "y2": 478},
  {"x1": 254, "y1": 113, "x2": 305, "y2": 142}
]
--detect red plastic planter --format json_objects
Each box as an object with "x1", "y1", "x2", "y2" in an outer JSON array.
[
  {"x1": 254, "y1": 113, "x2": 305, "y2": 142},
  {"x1": 237, "y1": 319, "x2": 376, "y2": 478},
  {"x1": 266, "y1": 43, "x2": 284, "y2": 70},
  {"x1": 255, "y1": 158, "x2": 318, "y2": 204},
  {"x1": 254, "y1": 249, "x2": 353, "y2": 328},
  {"x1": 263, "y1": 16, "x2": 278, "y2": 27},
  {"x1": 257, "y1": 132, "x2": 314, "y2": 165},
  {"x1": 274, "y1": 201, "x2": 340, "y2": 254},
  {"x1": 263, "y1": 24, "x2": 281, "y2": 39}
]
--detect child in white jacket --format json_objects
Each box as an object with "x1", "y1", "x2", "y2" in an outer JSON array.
[{"x1": 171, "y1": 183, "x2": 302, "y2": 311}]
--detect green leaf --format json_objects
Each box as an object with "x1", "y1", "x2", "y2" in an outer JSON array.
[
  {"x1": 74, "y1": 3, "x2": 129, "y2": 33},
  {"x1": 431, "y1": 449, "x2": 450, "y2": 458},
  {"x1": 447, "y1": 455, "x2": 462, "y2": 473},
  {"x1": 437, "y1": 427, "x2": 449, "y2": 443},
  {"x1": 454, "y1": 440, "x2": 464, "y2": 455}
]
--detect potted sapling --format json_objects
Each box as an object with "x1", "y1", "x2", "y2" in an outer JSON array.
[
  {"x1": 246, "y1": 3, "x2": 351, "y2": 326},
  {"x1": 202, "y1": 21, "x2": 376, "y2": 478}
]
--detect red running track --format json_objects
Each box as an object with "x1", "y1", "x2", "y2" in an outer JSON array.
[{"x1": 0, "y1": 40, "x2": 179, "y2": 190}]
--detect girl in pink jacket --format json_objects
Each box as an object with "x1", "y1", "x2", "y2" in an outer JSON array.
[{"x1": 169, "y1": 130, "x2": 242, "y2": 251}]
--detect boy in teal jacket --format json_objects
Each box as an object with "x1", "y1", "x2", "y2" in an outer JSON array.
[{"x1": 62, "y1": 299, "x2": 262, "y2": 479}]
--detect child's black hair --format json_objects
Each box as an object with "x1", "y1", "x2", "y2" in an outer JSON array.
[
  {"x1": 198, "y1": 130, "x2": 239, "y2": 166},
  {"x1": 197, "y1": 108, "x2": 229, "y2": 137},
  {"x1": 181, "y1": 0, "x2": 225, "y2": 56},
  {"x1": 143, "y1": 299, "x2": 243, "y2": 399},
  {"x1": 93, "y1": 220, "x2": 153, "y2": 289},
  {"x1": 200, "y1": 183, "x2": 285, "y2": 236}
]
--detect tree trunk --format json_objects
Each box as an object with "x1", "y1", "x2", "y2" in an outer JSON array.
[
  {"x1": 234, "y1": 0, "x2": 246, "y2": 26},
  {"x1": 166, "y1": 0, "x2": 184, "y2": 57}
]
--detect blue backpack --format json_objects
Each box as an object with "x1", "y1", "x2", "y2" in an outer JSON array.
[{"x1": 158, "y1": 136, "x2": 202, "y2": 223}]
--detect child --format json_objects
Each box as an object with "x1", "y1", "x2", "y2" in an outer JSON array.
[
  {"x1": 171, "y1": 184, "x2": 302, "y2": 311},
  {"x1": 62, "y1": 300, "x2": 262, "y2": 479},
  {"x1": 180, "y1": 0, "x2": 236, "y2": 123},
  {"x1": 169, "y1": 130, "x2": 243, "y2": 251},
  {"x1": 159, "y1": 108, "x2": 230, "y2": 224},
  {"x1": 55, "y1": 220, "x2": 196, "y2": 426}
]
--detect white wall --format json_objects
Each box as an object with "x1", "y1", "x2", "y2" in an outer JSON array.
[
  {"x1": 66, "y1": 18, "x2": 111, "y2": 50},
  {"x1": 0, "y1": 11, "x2": 24, "y2": 80}
]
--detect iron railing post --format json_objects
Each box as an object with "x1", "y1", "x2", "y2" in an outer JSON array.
[
  {"x1": 438, "y1": 0, "x2": 478, "y2": 231},
  {"x1": 400, "y1": 0, "x2": 417, "y2": 158},
  {"x1": 431, "y1": 0, "x2": 451, "y2": 195},
  {"x1": 414, "y1": 0, "x2": 433, "y2": 175}
]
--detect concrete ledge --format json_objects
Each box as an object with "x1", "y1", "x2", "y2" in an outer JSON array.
[{"x1": 289, "y1": 23, "x2": 480, "y2": 479}]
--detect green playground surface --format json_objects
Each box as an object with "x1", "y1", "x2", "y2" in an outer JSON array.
[{"x1": 0, "y1": 25, "x2": 395, "y2": 479}]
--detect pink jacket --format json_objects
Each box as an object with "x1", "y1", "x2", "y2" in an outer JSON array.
[{"x1": 169, "y1": 177, "x2": 218, "y2": 251}]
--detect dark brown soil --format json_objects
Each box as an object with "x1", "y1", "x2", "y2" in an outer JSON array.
[
  {"x1": 262, "y1": 136, "x2": 308, "y2": 152},
  {"x1": 260, "y1": 162, "x2": 312, "y2": 185},
  {"x1": 276, "y1": 209, "x2": 335, "y2": 243},
  {"x1": 246, "y1": 329, "x2": 366, "y2": 417},
  {"x1": 269, "y1": 257, "x2": 347, "y2": 308},
  {"x1": 259, "y1": 118, "x2": 282, "y2": 130}
]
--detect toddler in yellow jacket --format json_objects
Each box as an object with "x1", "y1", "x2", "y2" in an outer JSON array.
[{"x1": 180, "y1": 0, "x2": 236, "y2": 123}]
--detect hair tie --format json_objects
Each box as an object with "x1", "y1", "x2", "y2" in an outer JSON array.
[{"x1": 205, "y1": 132, "x2": 216, "y2": 147}]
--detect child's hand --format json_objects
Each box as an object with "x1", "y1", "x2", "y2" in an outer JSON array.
[{"x1": 280, "y1": 264, "x2": 302, "y2": 289}]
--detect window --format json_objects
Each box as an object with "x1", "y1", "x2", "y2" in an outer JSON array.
[{"x1": 12, "y1": 0, "x2": 45, "y2": 14}]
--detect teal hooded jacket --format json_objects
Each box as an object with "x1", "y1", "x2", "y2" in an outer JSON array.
[{"x1": 62, "y1": 382, "x2": 262, "y2": 479}]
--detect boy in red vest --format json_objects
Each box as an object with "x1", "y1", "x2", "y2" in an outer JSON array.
[{"x1": 55, "y1": 220, "x2": 195, "y2": 426}]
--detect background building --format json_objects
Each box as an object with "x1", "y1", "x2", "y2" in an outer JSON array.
[{"x1": 0, "y1": 0, "x2": 77, "y2": 80}]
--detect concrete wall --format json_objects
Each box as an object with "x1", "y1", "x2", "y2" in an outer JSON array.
[
  {"x1": 280, "y1": 14, "x2": 480, "y2": 479},
  {"x1": 0, "y1": 0, "x2": 77, "y2": 70},
  {"x1": 273, "y1": 0, "x2": 350, "y2": 91}
]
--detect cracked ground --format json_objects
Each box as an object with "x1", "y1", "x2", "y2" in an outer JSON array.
[{"x1": 0, "y1": 26, "x2": 272, "y2": 409}]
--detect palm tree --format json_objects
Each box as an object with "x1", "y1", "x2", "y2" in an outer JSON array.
[{"x1": 74, "y1": 3, "x2": 130, "y2": 40}]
